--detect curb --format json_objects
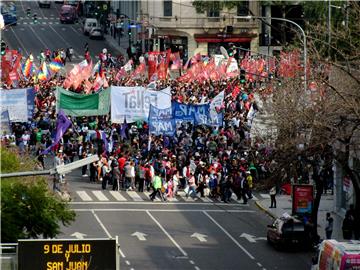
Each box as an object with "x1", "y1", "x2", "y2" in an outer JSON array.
[{"x1": 255, "y1": 201, "x2": 277, "y2": 219}]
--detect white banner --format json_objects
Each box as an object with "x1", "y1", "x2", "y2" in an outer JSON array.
[
  {"x1": 209, "y1": 91, "x2": 224, "y2": 126},
  {"x1": 111, "y1": 86, "x2": 171, "y2": 123},
  {"x1": 0, "y1": 88, "x2": 28, "y2": 122}
]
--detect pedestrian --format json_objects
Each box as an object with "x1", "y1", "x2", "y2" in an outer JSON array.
[
  {"x1": 112, "y1": 159, "x2": 120, "y2": 191},
  {"x1": 342, "y1": 212, "x2": 353, "y2": 240},
  {"x1": 269, "y1": 186, "x2": 277, "y2": 208},
  {"x1": 66, "y1": 47, "x2": 73, "y2": 62},
  {"x1": 245, "y1": 171, "x2": 253, "y2": 199},
  {"x1": 150, "y1": 170, "x2": 165, "y2": 201},
  {"x1": 240, "y1": 173, "x2": 248, "y2": 204},
  {"x1": 325, "y1": 212, "x2": 334, "y2": 239},
  {"x1": 346, "y1": 204, "x2": 359, "y2": 240}
]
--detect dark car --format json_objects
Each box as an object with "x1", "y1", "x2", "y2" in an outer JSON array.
[{"x1": 267, "y1": 216, "x2": 311, "y2": 248}]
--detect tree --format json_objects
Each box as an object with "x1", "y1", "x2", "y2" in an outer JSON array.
[
  {"x1": 0, "y1": 148, "x2": 75, "y2": 243},
  {"x1": 257, "y1": 2, "x2": 360, "y2": 238}
]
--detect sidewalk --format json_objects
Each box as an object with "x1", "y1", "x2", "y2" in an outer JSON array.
[
  {"x1": 104, "y1": 33, "x2": 128, "y2": 58},
  {"x1": 255, "y1": 193, "x2": 344, "y2": 241}
]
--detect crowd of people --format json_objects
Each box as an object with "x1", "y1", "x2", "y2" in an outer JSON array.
[{"x1": 2, "y1": 46, "x2": 277, "y2": 204}]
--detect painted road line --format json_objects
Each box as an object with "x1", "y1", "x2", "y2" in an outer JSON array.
[
  {"x1": 203, "y1": 211, "x2": 255, "y2": 260},
  {"x1": 231, "y1": 193, "x2": 241, "y2": 202},
  {"x1": 74, "y1": 209, "x2": 256, "y2": 213},
  {"x1": 198, "y1": 196, "x2": 213, "y2": 203},
  {"x1": 144, "y1": 191, "x2": 160, "y2": 201},
  {"x1": 92, "y1": 191, "x2": 109, "y2": 201},
  {"x1": 91, "y1": 210, "x2": 127, "y2": 259},
  {"x1": 69, "y1": 201, "x2": 250, "y2": 206},
  {"x1": 127, "y1": 191, "x2": 144, "y2": 201},
  {"x1": 146, "y1": 210, "x2": 188, "y2": 257},
  {"x1": 251, "y1": 195, "x2": 259, "y2": 201},
  {"x1": 109, "y1": 191, "x2": 127, "y2": 201},
  {"x1": 76, "y1": 191, "x2": 92, "y2": 201},
  {"x1": 167, "y1": 196, "x2": 179, "y2": 202},
  {"x1": 260, "y1": 194, "x2": 270, "y2": 199}
]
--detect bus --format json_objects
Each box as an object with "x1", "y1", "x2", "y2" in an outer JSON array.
[{"x1": 0, "y1": 2, "x2": 17, "y2": 26}]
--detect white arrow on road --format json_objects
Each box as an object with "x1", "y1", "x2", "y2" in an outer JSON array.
[
  {"x1": 71, "y1": 232, "x2": 87, "y2": 239},
  {"x1": 191, "y1": 233, "x2": 208, "y2": 242},
  {"x1": 240, "y1": 233, "x2": 266, "y2": 243},
  {"x1": 131, "y1": 231, "x2": 148, "y2": 241}
]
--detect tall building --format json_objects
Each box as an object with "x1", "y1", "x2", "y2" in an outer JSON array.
[{"x1": 140, "y1": 0, "x2": 260, "y2": 58}]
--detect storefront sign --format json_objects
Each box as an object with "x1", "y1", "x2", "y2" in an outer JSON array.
[
  {"x1": 18, "y1": 239, "x2": 117, "y2": 270},
  {"x1": 292, "y1": 184, "x2": 314, "y2": 215}
]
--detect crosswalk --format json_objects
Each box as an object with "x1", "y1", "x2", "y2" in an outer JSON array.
[{"x1": 73, "y1": 190, "x2": 267, "y2": 203}]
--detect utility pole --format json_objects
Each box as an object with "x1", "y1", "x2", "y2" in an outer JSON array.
[{"x1": 328, "y1": 0, "x2": 331, "y2": 58}]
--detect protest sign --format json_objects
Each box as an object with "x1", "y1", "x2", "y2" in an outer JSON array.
[
  {"x1": 172, "y1": 101, "x2": 210, "y2": 125},
  {"x1": 148, "y1": 105, "x2": 175, "y2": 136},
  {"x1": 0, "y1": 88, "x2": 34, "y2": 122}
]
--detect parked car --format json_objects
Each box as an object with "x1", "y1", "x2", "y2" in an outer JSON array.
[
  {"x1": 89, "y1": 27, "x2": 104, "y2": 40},
  {"x1": 267, "y1": 215, "x2": 311, "y2": 248},
  {"x1": 311, "y1": 240, "x2": 360, "y2": 270},
  {"x1": 83, "y1": 18, "x2": 99, "y2": 35},
  {"x1": 38, "y1": 1, "x2": 51, "y2": 8},
  {"x1": 59, "y1": 5, "x2": 77, "y2": 24}
]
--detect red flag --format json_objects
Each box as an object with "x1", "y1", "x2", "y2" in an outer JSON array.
[
  {"x1": 148, "y1": 51, "x2": 160, "y2": 80},
  {"x1": 170, "y1": 52, "x2": 181, "y2": 70},
  {"x1": 232, "y1": 85, "x2": 241, "y2": 99},
  {"x1": 1, "y1": 49, "x2": 22, "y2": 86},
  {"x1": 130, "y1": 62, "x2": 146, "y2": 79}
]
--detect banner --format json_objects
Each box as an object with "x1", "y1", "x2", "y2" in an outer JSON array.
[
  {"x1": 0, "y1": 88, "x2": 35, "y2": 122},
  {"x1": 148, "y1": 105, "x2": 175, "y2": 136},
  {"x1": 111, "y1": 86, "x2": 171, "y2": 123},
  {"x1": 148, "y1": 51, "x2": 159, "y2": 80},
  {"x1": 1, "y1": 49, "x2": 22, "y2": 86},
  {"x1": 0, "y1": 110, "x2": 11, "y2": 134},
  {"x1": 209, "y1": 91, "x2": 224, "y2": 126},
  {"x1": 172, "y1": 101, "x2": 210, "y2": 125},
  {"x1": 56, "y1": 87, "x2": 110, "y2": 117}
]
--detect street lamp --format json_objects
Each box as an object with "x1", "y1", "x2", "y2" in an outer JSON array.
[{"x1": 235, "y1": 15, "x2": 307, "y2": 92}]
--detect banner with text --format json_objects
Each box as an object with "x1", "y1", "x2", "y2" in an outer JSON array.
[
  {"x1": 172, "y1": 101, "x2": 210, "y2": 125},
  {"x1": 148, "y1": 105, "x2": 175, "y2": 136},
  {"x1": 111, "y1": 86, "x2": 171, "y2": 123}
]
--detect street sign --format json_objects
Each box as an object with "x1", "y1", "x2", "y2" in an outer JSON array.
[
  {"x1": 56, "y1": 155, "x2": 99, "y2": 175},
  {"x1": 292, "y1": 184, "x2": 314, "y2": 216},
  {"x1": 18, "y1": 238, "x2": 117, "y2": 270}
]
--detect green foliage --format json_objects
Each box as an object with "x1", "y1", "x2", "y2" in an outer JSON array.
[
  {"x1": 0, "y1": 148, "x2": 75, "y2": 243},
  {"x1": 0, "y1": 148, "x2": 20, "y2": 173}
]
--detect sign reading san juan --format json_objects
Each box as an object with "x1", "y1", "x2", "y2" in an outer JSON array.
[{"x1": 18, "y1": 239, "x2": 117, "y2": 270}]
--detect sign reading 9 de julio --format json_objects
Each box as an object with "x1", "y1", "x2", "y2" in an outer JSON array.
[{"x1": 18, "y1": 239, "x2": 117, "y2": 270}]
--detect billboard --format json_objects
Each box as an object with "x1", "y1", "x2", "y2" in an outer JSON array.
[
  {"x1": 18, "y1": 239, "x2": 117, "y2": 270},
  {"x1": 292, "y1": 184, "x2": 314, "y2": 215}
]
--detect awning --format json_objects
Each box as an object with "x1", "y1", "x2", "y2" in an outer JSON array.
[{"x1": 194, "y1": 33, "x2": 256, "y2": 43}]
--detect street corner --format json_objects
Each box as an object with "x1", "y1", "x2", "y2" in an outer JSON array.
[{"x1": 255, "y1": 200, "x2": 277, "y2": 220}]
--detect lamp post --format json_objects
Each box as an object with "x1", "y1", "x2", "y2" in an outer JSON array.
[{"x1": 235, "y1": 15, "x2": 307, "y2": 92}]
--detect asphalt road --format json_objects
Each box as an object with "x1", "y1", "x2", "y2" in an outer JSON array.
[
  {"x1": 53, "y1": 169, "x2": 313, "y2": 270},
  {"x1": 2, "y1": 1, "x2": 121, "y2": 64}
]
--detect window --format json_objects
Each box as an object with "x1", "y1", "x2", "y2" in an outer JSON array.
[
  {"x1": 163, "y1": 0, "x2": 172, "y2": 17},
  {"x1": 237, "y1": 1, "x2": 249, "y2": 16},
  {"x1": 208, "y1": 8, "x2": 219, "y2": 17}
]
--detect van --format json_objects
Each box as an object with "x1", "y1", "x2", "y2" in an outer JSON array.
[
  {"x1": 59, "y1": 5, "x2": 77, "y2": 24},
  {"x1": 83, "y1": 18, "x2": 99, "y2": 35},
  {"x1": 312, "y1": 240, "x2": 360, "y2": 270}
]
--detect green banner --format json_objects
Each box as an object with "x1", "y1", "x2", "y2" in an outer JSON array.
[{"x1": 56, "y1": 87, "x2": 110, "y2": 117}]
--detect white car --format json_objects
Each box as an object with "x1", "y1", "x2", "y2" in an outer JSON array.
[
  {"x1": 89, "y1": 27, "x2": 104, "y2": 40},
  {"x1": 83, "y1": 18, "x2": 99, "y2": 35}
]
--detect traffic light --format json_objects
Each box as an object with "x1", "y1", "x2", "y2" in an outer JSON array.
[
  {"x1": 26, "y1": 8, "x2": 31, "y2": 17},
  {"x1": 33, "y1": 14, "x2": 38, "y2": 24},
  {"x1": 128, "y1": 27, "x2": 132, "y2": 36},
  {"x1": 1, "y1": 41, "x2": 6, "y2": 56},
  {"x1": 240, "y1": 69, "x2": 246, "y2": 84}
]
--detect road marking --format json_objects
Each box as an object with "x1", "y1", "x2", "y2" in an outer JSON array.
[
  {"x1": 198, "y1": 196, "x2": 213, "y2": 203},
  {"x1": 257, "y1": 262, "x2": 262, "y2": 267},
  {"x1": 125, "y1": 260, "x2": 130, "y2": 265},
  {"x1": 131, "y1": 231, "x2": 147, "y2": 241},
  {"x1": 127, "y1": 191, "x2": 143, "y2": 201},
  {"x1": 49, "y1": 22, "x2": 53, "y2": 25},
  {"x1": 74, "y1": 209, "x2": 255, "y2": 213},
  {"x1": 191, "y1": 233, "x2": 207, "y2": 242},
  {"x1": 92, "y1": 191, "x2": 109, "y2": 201},
  {"x1": 189, "y1": 260, "x2": 195, "y2": 265},
  {"x1": 251, "y1": 195, "x2": 259, "y2": 201},
  {"x1": 167, "y1": 196, "x2": 179, "y2": 202},
  {"x1": 41, "y1": 28, "x2": 45, "y2": 30},
  {"x1": 109, "y1": 191, "x2": 127, "y2": 201},
  {"x1": 76, "y1": 191, "x2": 92, "y2": 201},
  {"x1": 28, "y1": 25, "x2": 48, "y2": 48},
  {"x1": 71, "y1": 232, "x2": 86, "y2": 239},
  {"x1": 203, "y1": 211, "x2": 255, "y2": 260},
  {"x1": 195, "y1": 267, "x2": 200, "y2": 270},
  {"x1": 42, "y1": 22, "x2": 46, "y2": 25},
  {"x1": 44, "y1": 17, "x2": 48, "y2": 19},
  {"x1": 70, "y1": 201, "x2": 250, "y2": 206},
  {"x1": 146, "y1": 210, "x2": 188, "y2": 257},
  {"x1": 144, "y1": 191, "x2": 160, "y2": 201},
  {"x1": 62, "y1": 28, "x2": 66, "y2": 31},
  {"x1": 23, "y1": 22, "x2": 28, "y2": 25},
  {"x1": 91, "y1": 210, "x2": 127, "y2": 259},
  {"x1": 260, "y1": 194, "x2": 270, "y2": 199}
]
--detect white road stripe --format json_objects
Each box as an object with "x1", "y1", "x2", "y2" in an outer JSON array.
[
  {"x1": 144, "y1": 191, "x2": 160, "y2": 201},
  {"x1": 203, "y1": 211, "x2": 255, "y2": 260},
  {"x1": 198, "y1": 196, "x2": 213, "y2": 203},
  {"x1": 167, "y1": 196, "x2": 178, "y2": 202},
  {"x1": 76, "y1": 191, "x2": 92, "y2": 201},
  {"x1": 127, "y1": 191, "x2": 144, "y2": 201},
  {"x1": 231, "y1": 193, "x2": 240, "y2": 202},
  {"x1": 70, "y1": 201, "x2": 249, "y2": 206},
  {"x1": 260, "y1": 194, "x2": 270, "y2": 199},
  {"x1": 146, "y1": 210, "x2": 188, "y2": 257},
  {"x1": 109, "y1": 191, "x2": 127, "y2": 201},
  {"x1": 75, "y1": 209, "x2": 255, "y2": 213},
  {"x1": 92, "y1": 191, "x2": 109, "y2": 201},
  {"x1": 251, "y1": 195, "x2": 259, "y2": 201}
]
